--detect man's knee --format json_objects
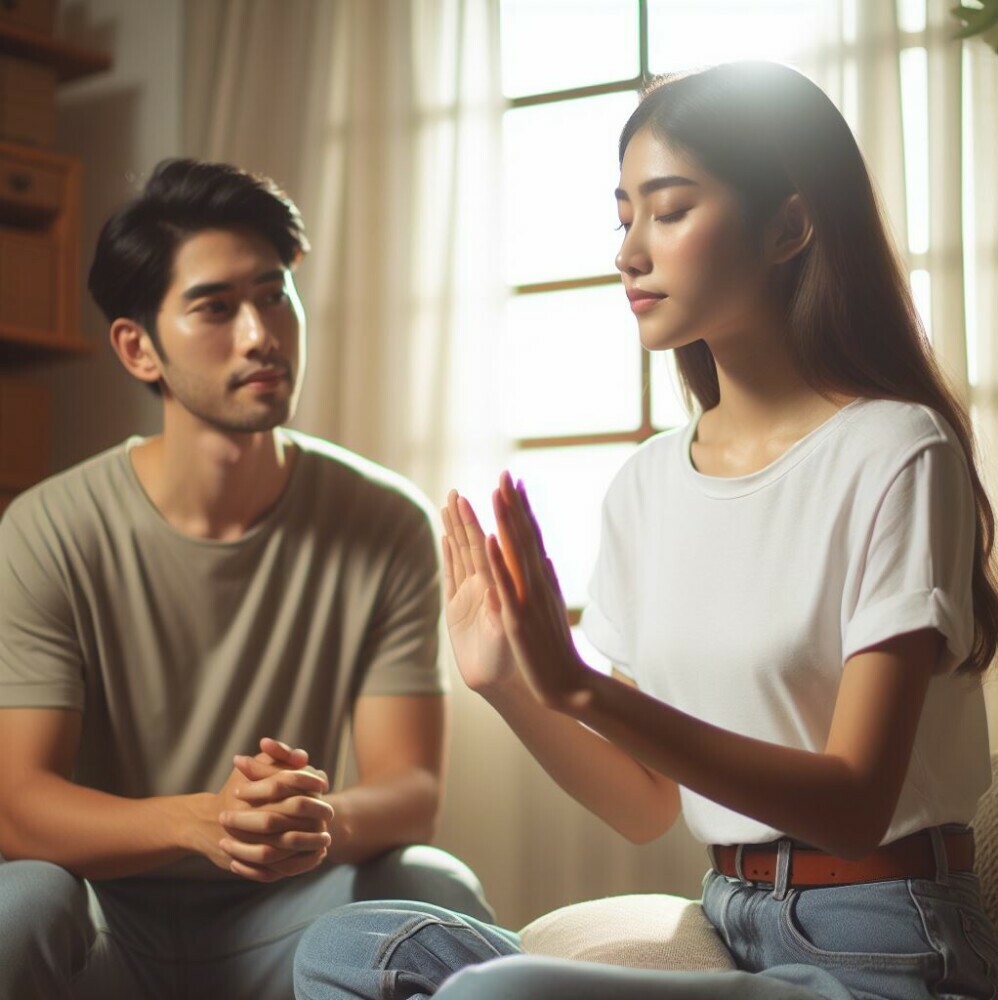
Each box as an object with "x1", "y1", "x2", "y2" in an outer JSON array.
[
  {"x1": 354, "y1": 845, "x2": 494, "y2": 922},
  {"x1": 0, "y1": 860, "x2": 88, "y2": 931},
  {"x1": 0, "y1": 861, "x2": 92, "y2": 996}
]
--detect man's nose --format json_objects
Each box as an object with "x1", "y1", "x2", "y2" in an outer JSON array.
[{"x1": 236, "y1": 303, "x2": 276, "y2": 353}]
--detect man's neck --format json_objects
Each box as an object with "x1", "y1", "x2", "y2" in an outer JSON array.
[{"x1": 130, "y1": 417, "x2": 296, "y2": 541}]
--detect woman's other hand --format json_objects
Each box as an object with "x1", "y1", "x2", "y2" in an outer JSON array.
[{"x1": 441, "y1": 489, "x2": 517, "y2": 694}]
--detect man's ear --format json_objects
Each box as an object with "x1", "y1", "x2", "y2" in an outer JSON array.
[
  {"x1": 109, "y1": 318, "x2": 164, "y2": 386},
  {"x1": 767, "y1": 193, "x2": 814, "y2": 265}
]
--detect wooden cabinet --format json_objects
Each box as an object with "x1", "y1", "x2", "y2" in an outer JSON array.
[
  {"x1": 0, "y1": 141, "x2": 81, "y2": 347},
  {"x1": 0, "y1": 12, "x2": 109, "y2": 511}
]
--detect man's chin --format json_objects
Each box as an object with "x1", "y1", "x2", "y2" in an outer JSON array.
[{"x1": 202, "y1": 406, "x2": 292, "y2": 436}]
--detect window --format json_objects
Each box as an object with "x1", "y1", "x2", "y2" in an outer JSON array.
[{"x1": 498, "y1": 0, "x2": 832, "y2": 662}]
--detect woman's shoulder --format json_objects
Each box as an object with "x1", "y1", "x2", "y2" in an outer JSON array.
[{"x1": 839, "y1": 398, "x2": 963, "y2": 465}]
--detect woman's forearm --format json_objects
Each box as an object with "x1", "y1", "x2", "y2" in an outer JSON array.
[{"x1": 486, "y1": 673, "x2": 681, "y2": 843}]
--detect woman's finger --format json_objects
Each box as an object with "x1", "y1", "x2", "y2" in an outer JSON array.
[
  {"x1": 485, "y1": 531, "x2": 518, "y2": 615},
  {"x1": 441, "y1": 505, "x2": 467, "y2": 590},
  {"x1": 493, "y1": 485, "x2": 528, "y2": 601},
  {"x1": 447, "y1": 489, "x2": 477, "y2": 580},
  {"x1": 457, "y1": 495, "x2": 492, "y2": 578},
  {"x1": 441, "y1": 533, "x2": 458, "y2": 601}
]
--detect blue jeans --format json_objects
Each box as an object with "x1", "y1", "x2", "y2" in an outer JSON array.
[
  {"x1": 0, "y1": 845, "x2": 493, "y2": 1000},
  {"x1": 294, "y1": 859, "x2": 998, "y2": 998}
]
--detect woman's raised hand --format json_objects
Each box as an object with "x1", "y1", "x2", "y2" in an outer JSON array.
[
  {"x1": 486, "y1": 472, "x2": 593, "y2": 711},
  {"x1": 441, "y1": 489, "x2": 517, "y2": 693}
]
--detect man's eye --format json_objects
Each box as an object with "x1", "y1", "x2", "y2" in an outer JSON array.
[
  {"x1": 264, "y1": 289, "x2": 289, "y2": 305},
  {"x1": 194, "y1": 300, "x2": 229, "y2": 317}
]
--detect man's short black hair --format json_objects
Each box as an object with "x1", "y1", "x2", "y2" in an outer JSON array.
[{"x1": 88, "y1": 158, "x2": 309, "y2": 341}]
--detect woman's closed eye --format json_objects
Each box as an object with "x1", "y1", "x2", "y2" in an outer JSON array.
[{"x1": 655, "y1": 209, "x2": 689, "y2": 224}]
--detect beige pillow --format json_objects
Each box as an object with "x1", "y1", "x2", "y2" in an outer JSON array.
[{"x1": 518, "y1": 894, "x2": 736, "y2": 972}]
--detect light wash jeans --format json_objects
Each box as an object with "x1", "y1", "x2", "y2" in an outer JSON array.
[
  {"x1": 294, "y1": 838, "x2": 998, "y2": 999},
  {"x1": 0, "y1": 845, "x2": 493, "y2": 1000}
]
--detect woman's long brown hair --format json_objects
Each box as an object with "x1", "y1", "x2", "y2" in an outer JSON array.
[{"x1": 620, "y1": 62, "x2": 997, "y2": 675}]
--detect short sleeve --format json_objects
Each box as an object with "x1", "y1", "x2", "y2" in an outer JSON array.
[
  {"x1": 0, "y1": 500, "x2": 85, "y2": 709},
  {"x1": 581, "y1": 475, "x2": 635, "y2": 675},
  {"x1": 356, "y1": 500, "x2": 448, "y2": 697},
  {"x1": 842, "y1": 442, "x2": 975, "y2": 672}
]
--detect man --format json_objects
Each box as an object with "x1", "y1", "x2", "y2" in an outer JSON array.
[{"x1": 0, "y1": 159, "x2": 489, "y2": 999}]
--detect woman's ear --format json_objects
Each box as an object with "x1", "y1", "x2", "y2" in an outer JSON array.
[
  {"x1": 767, "y1": 193, "x2": 814, "y2": 265},
  {"x1": 109, "y1": 318, "x2": 164, "y2": 387}
]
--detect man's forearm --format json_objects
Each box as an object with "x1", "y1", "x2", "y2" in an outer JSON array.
[
  {"x1": 324, "y1": 768, "x2": 442, "y2": 865},
  {"x1": 0, "y1": 771, "x2": 215, "y2": 879}
]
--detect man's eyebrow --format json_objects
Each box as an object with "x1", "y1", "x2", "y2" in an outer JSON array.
[
  {"x1": 181, "y1": 269, "x2": 287, "y2": 301},
  {"x1": 615, "y1": 176, "x2": 699, "y2": 201}
]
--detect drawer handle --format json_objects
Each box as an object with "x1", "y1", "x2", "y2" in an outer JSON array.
[{"x1": 8, "y1": 173, "x2": 31, "y2": 193}]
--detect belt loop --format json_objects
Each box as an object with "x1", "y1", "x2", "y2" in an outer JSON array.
[
  {"x1": 772, "y1": 839, "x2": 793, "y2": 900},
  {"x1": 734, "y1": 844, "x2": 746, "y2": 882},
  {"x1": 928, "y1": 826, "x2": 949, "y2": 882}
]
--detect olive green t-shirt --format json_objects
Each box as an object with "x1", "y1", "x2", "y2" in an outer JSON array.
[{"x1": 0, "y1": 430, "x2": 446, "y2": 873}]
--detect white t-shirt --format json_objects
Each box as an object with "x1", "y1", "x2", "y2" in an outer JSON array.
[{"x1": 581, "y1": 398, "x2": 991, "y2": 847}]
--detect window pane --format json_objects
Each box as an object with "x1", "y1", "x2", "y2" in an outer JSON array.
[
  {"x1": 649, "y1": 1, "x2": 821, "y2": 72},
  {"x1": 900, "y1": 47, "x2": 929, "y2": 255},
  {"x1": 504, "y1": 91, "x2": 638, "y2": 286},
  {"x1": 650, "y1": 349, "x2": 691, "y2": 429},
  {"x1": 897, "y1": 0, "x2": 926, "y2": 34},
  {"x1": 504, "y1": 284, "x2": 641, "y2": 438},
  {"x1": 500, "y1": 0, "x2": 639, "y2": 99},
  {"x1": 511, "y1": 444, "x2": 636, "y2": 606}
]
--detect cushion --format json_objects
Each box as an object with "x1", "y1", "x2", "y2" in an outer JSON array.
[{"x1": 518, "y1": 893, "x2": 736, "y2": 972}]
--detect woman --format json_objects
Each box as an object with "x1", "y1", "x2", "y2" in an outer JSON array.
[{"x1": 294, "y1": 61, "x2": 998, "y2": 1000}]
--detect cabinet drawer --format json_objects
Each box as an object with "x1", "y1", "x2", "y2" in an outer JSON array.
[
  {"x1": 0, "y1": 226, "x2": 55, "y2": 330},
  {"x1": 0, "y1": 154, "x2": 62, "y2": 217},
  {"x1": 0, "y1": 378, "x2": 51, "y2": 489}
]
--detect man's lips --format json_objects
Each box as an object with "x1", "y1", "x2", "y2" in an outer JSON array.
[{"x1": 234, "y1": 366, "x2": 289, "y2": 388}]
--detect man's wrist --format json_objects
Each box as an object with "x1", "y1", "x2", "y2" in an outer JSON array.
[{"x1": 173, "y1": 791, "x2": 220, "y2": 856}]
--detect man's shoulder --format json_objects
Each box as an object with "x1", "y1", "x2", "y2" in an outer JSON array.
[
  {"x1": 285, "y1": 430, "x2": 435, "y2": 527},
  {"x1": 3, "y1": 440, "x2": 134, "y2": 538}
]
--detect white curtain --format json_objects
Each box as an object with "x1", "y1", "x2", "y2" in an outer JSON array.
[{"x1": 182, "y1": 0, "x2": 998, "y2": 930}]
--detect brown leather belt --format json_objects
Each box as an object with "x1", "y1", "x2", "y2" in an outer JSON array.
[{"x1": 709, "y1": 827, "x2": 975, "y2": 888}]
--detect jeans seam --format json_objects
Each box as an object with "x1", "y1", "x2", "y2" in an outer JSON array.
[{"x1": 377, "y1": 916, "x2": 493, "y2": 970}]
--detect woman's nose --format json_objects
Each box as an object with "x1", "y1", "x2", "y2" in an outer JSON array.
[{"x1": 615, "y1": 228, "x2": 651, "y2": 276}]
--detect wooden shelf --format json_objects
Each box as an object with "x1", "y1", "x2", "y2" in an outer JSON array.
[
  {"x1": 0, "y1": 323, "x2": 94, "y2": 358},
  {"x1": 0, "y1": 21, "x2": 110, "y2": 82}
]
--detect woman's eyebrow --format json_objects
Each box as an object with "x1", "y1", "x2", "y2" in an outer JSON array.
[{"x1": 615, "y1": 175, "x2": 700, "y2": 201}]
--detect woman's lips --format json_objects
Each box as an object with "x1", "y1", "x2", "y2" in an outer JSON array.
[{"x1": 628, "y1": 293, "x2": 667, "y2": 314}]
